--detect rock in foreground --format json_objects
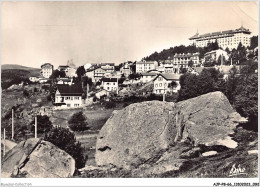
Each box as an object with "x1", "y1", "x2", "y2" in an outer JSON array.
[
  {"x1": 1, "y1": 138, "x2": 75, "y2": 178},
  {"x1": 96, "y1": 91, "x2": 242, "y2": 170}
]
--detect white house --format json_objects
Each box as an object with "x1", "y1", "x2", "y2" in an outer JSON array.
[
  {"x1": 54, "y1": 84, "x2": 84, "y2": 108},
  {"x1": 94, "y1": 67, "x2": 106, "y2": 82},
  {"x1": 204, "y1": 49, "x2": 229, "y2": 65},
  {"x1": 100, "y1": 63, "x2": 115, "y2": 73},
  {"x1": 102, "y1": 78, "x2": 118, "y2": 93},
  {"x1": 85, "y1": 69, "x2": 95, "y2": 80},
  {"x1": 29, "y1": 76, "x2": 40, "y2": 82},
  {"x1": 41, "y1": 63, "x2": 53, "y2": 78},
  {"x1": 39, "y1": 78, "x2": 49, "y2": 83},
  {"x1": 136, "y1": 60, "x2": 158, "y2": 73},
  {"x1": 140, "y1": 72, "x2": 157, "y2": 83},
  {"x1": 153, "y1": 73, "x2": 181, "y2": 94},
  {"x1": 66, "y1": 67, "x2": 77, "y2": 77},
  {"x1": 173, "y1": 53, "x2": 200, "y2": 69},
  {"x1": 120, "y1": 62, "x2": 132, "y2": 76}
]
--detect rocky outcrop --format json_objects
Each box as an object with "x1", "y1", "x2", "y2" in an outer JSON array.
[
  {"x1": 1, "y1": 138, "x2": 75, "y2": 178},
  {"x1": 96, "y1": 91, "x2": 244, "y2": 170}
]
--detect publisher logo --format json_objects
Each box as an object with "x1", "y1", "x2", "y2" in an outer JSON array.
[{"x1": 229, "y1": 164, "x2": 247, "y2": 177}]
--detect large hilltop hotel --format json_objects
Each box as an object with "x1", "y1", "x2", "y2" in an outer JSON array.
[{"x1": 189, "y1": 26, "x2": 251, "y2": 50}]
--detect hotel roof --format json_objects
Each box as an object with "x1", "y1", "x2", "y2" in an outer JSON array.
[
  {"x1": 174, "y1": 53, "x2": 200, "y2": 58},
  {"x1": 189, "y1": 26, "x2": 251, "y2": 40}
]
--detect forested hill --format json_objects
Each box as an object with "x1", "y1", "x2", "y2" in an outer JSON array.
[
  {"x1": 143, "y1": 35, "x2": 258, "y2": 62},
  {"x1": 143, "y1": 43, "x2": 219, "y2": 61}
]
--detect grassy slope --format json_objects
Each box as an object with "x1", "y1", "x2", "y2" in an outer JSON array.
[{"x1": 1, "y1": 64, "x2": 41, "y2": 89}]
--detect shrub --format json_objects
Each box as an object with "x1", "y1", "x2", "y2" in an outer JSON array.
[
  {"x1": 30, "y1": 115, "x2": 52, "y2": 134},
  {"x1": 23, "y1": 90, "x2": 29, "y2": 97},
  {"x1": 105, "y1": 101, "x2": 116, "y2": 109},
  {"x1": 68, "y1": 111, "x2": 89, "y2": 131},
  {"x1": 44, "y1": 127, "x2": 87, "y2": 169}
]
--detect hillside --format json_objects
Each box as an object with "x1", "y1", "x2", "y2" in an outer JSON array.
[
  {"x1": 1, "y1": 64, "x2": 41, "y2": 89},
  {"x1": 1, "y1": 64, "x2": 40, "y2": 75}
]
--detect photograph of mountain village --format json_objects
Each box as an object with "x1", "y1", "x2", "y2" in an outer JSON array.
[{"x1": 1, "y1": 1, "x2": 259, "y2": 182}]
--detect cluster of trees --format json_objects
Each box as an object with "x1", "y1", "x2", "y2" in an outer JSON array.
[
  {"x1": 143, "y1": 35, "x2": 258, "y2": 66},
  {"x1": 26, "y1": 114, "x2": 88, "y2": 169},
  {"x1": 143, "y1": 41, "x2": 220, "y2": 61},
  {"x1": 177, "y1": 60, "x2": 258, "y2": 129},
  {"x1": 68, "y1": 111, "x2": 89, "y2": 131}
]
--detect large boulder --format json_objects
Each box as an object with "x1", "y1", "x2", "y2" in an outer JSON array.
[
  {"x1": 1, "y1": 138, "x2": 75, "y2": 178},
  {"x1": 96, "y1": 91, "x2": 243, "y2": 169}
]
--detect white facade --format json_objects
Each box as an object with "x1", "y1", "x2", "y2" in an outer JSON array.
[
  {"x1": 173, "y1": 53, "x2": 200, "y2": 68},
  {"x1": 153, "y1": 74, "x2": 181, "y2": 94},
  {"x1": 189, "y1": 26, "x2": 251, "y2": 50},
  {"x1": 140, "y1": 73, "x2": 157, "y2": 83},
  {"x1": 136, "y1": 61, "x2": 158, "y2": 73},
  {"x1": 102, "y1": 79, "x2": 118, "y2": 92},
  {"x1": 55, "y1": 92, "x2": 83, "y2": 108},
  {"x1": 29, "y1": 77, "x2": 40, "y2": 82},
  {"x1": 66, "y1": 67, "x2": 77, "y2": 77},
  {"x1": 41, "y1": 63, "x2": 53, "y2": 78},
  {"x1": 204, "y1": 49, "x2": 229, "y2": 65}
]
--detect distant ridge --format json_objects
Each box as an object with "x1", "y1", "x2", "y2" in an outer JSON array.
[{"x1": 1, "y1": 64, "x2": 40, "y2": 71}]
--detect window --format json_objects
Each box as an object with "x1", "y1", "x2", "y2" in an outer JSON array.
[
  {"x1": 67, "y1": 104, "x2": 71, "y2": 107},
  {"x1": 155, "y1": 84, "x2": 158, "y2": 87},
  {"x1": 159, "y1": 83, "x2": 162, "y2": 87}
]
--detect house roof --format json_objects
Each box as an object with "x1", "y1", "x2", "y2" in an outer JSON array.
[
  {"x1": 58, "y1": 65, "x2": 70, "y2": 69},
  {"x1": 41, "y1": 63, "x2": 53, "y2": 68},
  {"x1": 154, "y1": 73, "x2": 181, "y2": 81},
  {"x1": 136, "y1": 61, "x2": 157, "y2": 64},
  {"x1": 141, "y1": 72, "x2": 158, "y2": 76},
  {"x1": 56, "y1": 84, "x2": 84, "y2": 96},
  {"x1": 174, "y1": 53, "x2": 200, "y2": 58},
  {"x1": 189, "y1": 26, "x2": 251, "y2": 40},
  {"x1": 102, "y1": 78, "x2": 118, "y2": 82}
]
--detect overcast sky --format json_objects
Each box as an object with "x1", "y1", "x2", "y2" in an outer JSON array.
[{"x1": 1, "y1": 1, "x2": 258, "y2": 68}]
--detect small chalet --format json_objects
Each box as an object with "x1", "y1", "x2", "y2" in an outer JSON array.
[
  {"x1": 102, "y1": 78, "x2": 118, "y2": 93},
  {"x1": 140, "y1": 72, "x2": 157, "y2": 83},
  {"x1": 54, "y1": 84, "x2": 84, "y2": 108},
  {"x1": 153, "y1": 73, "x2": 181, "y2": 94}
]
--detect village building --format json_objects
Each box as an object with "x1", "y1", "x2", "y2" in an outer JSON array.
[
  {"x1": 56, "y1": 77, "x2": 73, "y2": 85},
  {"x1": 85, "y1": 69, "x2": 95, "y2": 80},
  {"x1": 58, "y1": 65, "x2": 70, "y2": 73},
  {"x1": 140, "y1": 72, "x2": 157, "y2": 83},
  {"x1": 173, "y1": 53, "x2": 200, "y2": 70},
  {"x1": 93, "y1": 67, "x2": 106, "y2": 82},
  {"x1": 41, "y1": 63, "x2": 53, "y2": 78},
  {"x1": 120, "y1": 62, "x2": 132, "y2": 76},
  {"x1": 163, "y1": 64, "x2": 175, "y2": 73},
  {"x1": 54, "y1": 84, "x2": 84, "y2": 108},
  {"x1": 84, "y1": 63, "x2": 93, "y2": 71},
  {"x1": 189, "y1": 26, "x2": 251, "y2": 50},
  {"x1": 204, "y1": 49, "x2": 229, "y2": 65},
  {"x1": 136, "y1": 60, "x2": 159, "y2": 73},
  {"x1": 39, "y1": 78, "x2": 49, "y2": 83},
  {"x1": 29, "y1": 76, "x2": 40, "y2": 82},
  {"x1": 100, "y1": 63, "x2": 115, "y2": 73},
  {"x1": 153, "y1": 73, "x2": 181, "y2": 94},
  {"x1": 102, "y1": 78, "x2": 118, "y2": 93}
]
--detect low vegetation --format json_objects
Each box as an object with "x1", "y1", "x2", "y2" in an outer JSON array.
[{"x1": 44, "y1": 127, "x2": 87, "y2": 169}]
